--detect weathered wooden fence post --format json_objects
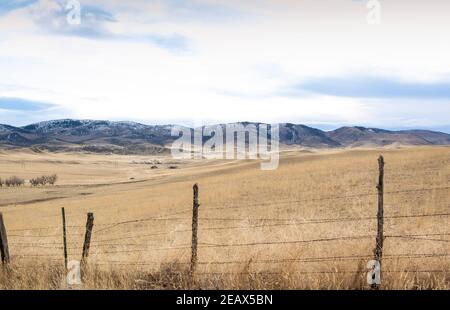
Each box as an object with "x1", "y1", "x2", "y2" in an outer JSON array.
[
  {"x1": 81, "y1": 212, "x2": 94, "y2": 266},
  {"x1": 190, "y1": 184, "x2": 200, "y2": 277},
  {"x1": 0, "y1": 213, "x2": 10, "y2": 265},
  {"x1": 372, "y1": 155, "x2": 384, "y2": 289},
  {"x1": 61, "y1": 208, "x2": 68, "y2": 270}
]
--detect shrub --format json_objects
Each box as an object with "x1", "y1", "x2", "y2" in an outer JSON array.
[
  {"x1": 47, "y1": 174, "x2": 57, "y2": 185},
  {"x1": 29, "y1": 177, "x2": 40, "y2": 187},
  {"x1": 5, "y1": 176, "x2": 25, "y2": 187},
  {"x1": 30, "y1": 176, "x2": 46, "y2": 187},
  {"x1": 30, "y1": 174, "x2": 58, "y2": 187}
]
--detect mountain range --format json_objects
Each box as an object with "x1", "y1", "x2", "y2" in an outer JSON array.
[{"x1": 0, "y1": 119, "x2": 449, "y2": 154}]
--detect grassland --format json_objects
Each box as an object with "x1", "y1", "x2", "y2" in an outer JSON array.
[{"x1": 0, "y1": 146, "x2": 449, "y2": 289}]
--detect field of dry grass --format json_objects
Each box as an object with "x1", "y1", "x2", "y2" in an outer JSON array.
[{"x1": 0, "y1": 146, "x2": 449, "y2": 289}]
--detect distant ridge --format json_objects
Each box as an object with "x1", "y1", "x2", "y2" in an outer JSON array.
[{"x1": 0, "y1": 119, "x2": 449, "y2": 154}]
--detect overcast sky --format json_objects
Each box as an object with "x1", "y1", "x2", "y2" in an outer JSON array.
[{"x1": 0, "y1": 0, "x2": 450, "y2": 132}]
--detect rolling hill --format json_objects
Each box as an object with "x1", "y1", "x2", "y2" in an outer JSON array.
[{"x1": 0, "y1": 119, "x2": 449, "y2": 154}]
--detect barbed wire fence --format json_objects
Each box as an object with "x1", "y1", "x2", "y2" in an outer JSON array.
[{"x1": 0, "y1": 156, "x2": 449, "y2": 288}]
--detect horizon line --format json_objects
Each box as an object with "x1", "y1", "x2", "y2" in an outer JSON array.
[{"x1": 1, "y1": 118, "x2": 450, "y2": 135}]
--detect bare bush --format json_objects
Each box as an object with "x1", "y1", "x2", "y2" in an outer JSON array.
[
  {"x1": 47, "y1": 174, "x2": 58, "y2": 185},
  {"x1": 30, "y1": 174, "x2": 58, "y2": 187},
  {"x1": 29, "y1": 177, "x2": 40, "y2": 187},
  {"x1": 5, "y1": 176, "x2": 25, "y2": 187}
]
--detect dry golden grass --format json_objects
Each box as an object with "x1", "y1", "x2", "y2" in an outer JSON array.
[{"x1": 0, "y1": 146, "x2": 449, "y2": 289}]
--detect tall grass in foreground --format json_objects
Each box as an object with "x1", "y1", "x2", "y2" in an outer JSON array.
[
  {"x1": 0, "y1": 261, "x2": 448, "y2": 290},
  {"x1": 1, "y1": 147, "x2": 449, "y2": 290}
]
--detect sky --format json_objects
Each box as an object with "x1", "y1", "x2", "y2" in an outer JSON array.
[{"x1": 0, "y1": 0, "x2": 450, "y2": 133}]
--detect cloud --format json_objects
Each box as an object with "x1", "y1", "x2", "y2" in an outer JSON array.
[
  {"x1": 131, "y1": 33, "x2": 189, "y2": 53},
  {"x1": 15, "y1": 0, "x2": 191, "y2": 52},
  {"x1": 355, "y1": 99, "x2": 450, "y2": 129},
  {"x1": 27, "y1": 0, "x2": 115, "y2": 38},
  {"x1": 0, "y1": 97, "x2": 69, "y2": 125},
  {"x1": 109, "y1": 0, "x2": 244, "y2": 24},
  {"x1": 82, "y1": 4, "x2": 115, "y2": 22},
  {"x1": 287, "y1": 76, "x2": 450, "y2": 99},
  {"x1": 0, "y1": 97, "x2": 55, "y2": 111},
  {"x1": 0, "y1": 0, "x2": 37, "y2": 15},
  {"x1": 159, "y1": 0, "x2": 243, "y2": 22}
]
